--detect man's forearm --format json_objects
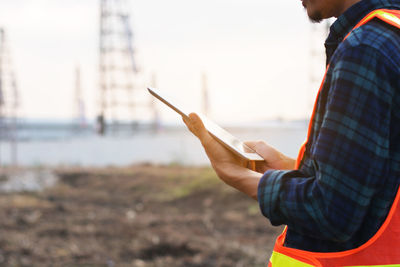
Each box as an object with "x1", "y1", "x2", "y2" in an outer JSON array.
[{"x1": 216, "y1": 166, "x2": 263, "y2": 200}]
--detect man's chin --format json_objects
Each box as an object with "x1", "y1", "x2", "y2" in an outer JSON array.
[
  {"x1": 305, "y1": 8, "x2": 323, "y2": 23},
  {"x1": 309, "y1": 15, "x2": 323, "y2": 23}
]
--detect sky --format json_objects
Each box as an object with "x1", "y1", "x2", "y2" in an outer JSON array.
[{"x1": 0, "y1": 0, "x2": 329, "y2": 124}]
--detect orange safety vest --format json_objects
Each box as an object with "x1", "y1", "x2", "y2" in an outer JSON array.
[{"x1": 269, "y1": 9, "x2": 400, "y2": 267}]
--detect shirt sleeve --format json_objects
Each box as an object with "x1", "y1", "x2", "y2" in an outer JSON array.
[{"x1": 257, "y1": 43, "x2": 395, "y2": 242}]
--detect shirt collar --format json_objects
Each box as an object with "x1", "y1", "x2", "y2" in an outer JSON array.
[{"x1": 326, "y1": 0, "x2": 400, "y2": 44}]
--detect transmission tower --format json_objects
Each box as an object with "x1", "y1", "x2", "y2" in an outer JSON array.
[
  {"x1": 98, "y1": 0, "x2": 149, "y2": 135},
  {"x1": 73, "y1": 65, "x2": 87, "y2": 132},
  {"x1": 0, "y1": 27, "x2": 19, "y2": 167}
]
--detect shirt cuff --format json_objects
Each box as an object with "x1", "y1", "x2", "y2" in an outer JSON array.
[{"x1": 257, "y1": 169, "x2": 287, "y2": 226}]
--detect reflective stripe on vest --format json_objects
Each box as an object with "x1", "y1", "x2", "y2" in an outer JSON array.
[
  {"x1": 270, "y1": 251, "x2": 314, "y2": 267},
  {"x1": 270, "y1": 9, "x2": 400, "y2": 266}
]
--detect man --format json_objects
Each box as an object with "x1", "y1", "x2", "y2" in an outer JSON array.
[{"x1": 183, "y1": 0, "x2": 400, "y2": 265}]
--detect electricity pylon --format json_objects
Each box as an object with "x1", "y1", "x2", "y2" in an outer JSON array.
[
  {"x1": 98, "y1": 0, "x2": 150, "y2": 135},
  {"x1": 73, "y1": 65, "x2": 87, "y2": 133},
  {"x1": 0, "y1": 28, "x2": 19, "y2": 167}
]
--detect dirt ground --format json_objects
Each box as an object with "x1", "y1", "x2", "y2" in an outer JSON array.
[{"x1": 0, "y1": 165, "x2": 283, "y2": 266}]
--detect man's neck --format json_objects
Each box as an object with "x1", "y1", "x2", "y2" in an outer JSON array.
[{"x1": 336, "y1": 0, "x2": 362, "y2": 17}]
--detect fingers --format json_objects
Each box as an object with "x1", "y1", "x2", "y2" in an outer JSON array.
[
  {"x1": 247, "y1": 160, "x2": 269, "y2": 173},
  {"x1": 247, "y1": 160, "x2": 256, "y2": 171}
]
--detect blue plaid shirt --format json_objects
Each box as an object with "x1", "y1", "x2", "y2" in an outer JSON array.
[{"x1": 258, "y1": 0, "x2": 400, "y2": 252}]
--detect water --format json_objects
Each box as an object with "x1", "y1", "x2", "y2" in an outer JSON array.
[{"x1": 0, "y1": 124, "x2": 307, "y2": 167}]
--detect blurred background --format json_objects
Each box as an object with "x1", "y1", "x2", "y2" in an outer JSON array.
[{"x1": 0, "y1": 0, "x2": 331, "y2": 266}]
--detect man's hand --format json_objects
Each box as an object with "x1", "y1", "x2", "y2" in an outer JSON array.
[
  {"x1": 244, "y1": 141, "x2": 296, "y2": 173},
  {"x1": 182, "y1": 113, "x2": 262, "y2": 200}
]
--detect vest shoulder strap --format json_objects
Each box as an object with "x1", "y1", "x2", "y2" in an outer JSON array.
[{"x1": 344, "y1": 9, "x2": 400, "y2": 40}]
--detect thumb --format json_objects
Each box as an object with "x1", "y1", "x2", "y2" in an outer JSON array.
[
  {"x1": 243, "y1": 141, "x2": 258, "y2": 153},
  {"x1": 189, "y1": 113, "x2": 212, "y2": 144},
  {"x1": 244, "y1": 141, "x2": 257, "y2": 149}
]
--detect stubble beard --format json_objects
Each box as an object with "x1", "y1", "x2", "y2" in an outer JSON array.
[{"x1": 304, "y1": 7, "x2": 323, "y2": 23}]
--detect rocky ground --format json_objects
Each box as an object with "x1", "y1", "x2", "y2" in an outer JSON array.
[{"x1": 0, "y1": 165, "x2": 282, "y2": 266}]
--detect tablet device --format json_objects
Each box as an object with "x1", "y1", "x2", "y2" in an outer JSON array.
[{"x1": 148, "y1": 87, "x2": 264, "y2": 162}]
